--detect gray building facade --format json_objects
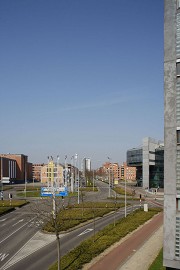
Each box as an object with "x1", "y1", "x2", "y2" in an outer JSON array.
[
  {"x1": 127, "y1": 137, "x2": 164, "y2": 189},
  {"x1": 164, "y1": 0, "x2": 180, "y2": 268}
]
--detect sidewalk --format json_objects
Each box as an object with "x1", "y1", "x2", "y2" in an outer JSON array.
[{"x1": 84, "y1": 212, "x2": 163, "y2": 270}]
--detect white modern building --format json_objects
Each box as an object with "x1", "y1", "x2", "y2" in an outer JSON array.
[{"x1": 82, "y1": 158, "x2": 91, "y2": 175}]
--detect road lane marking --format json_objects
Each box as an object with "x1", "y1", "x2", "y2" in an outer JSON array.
[
  {"x1": 1, "y1": 231, "x2": 59, "y2": 270},
  {"x1": 0, "y1": 253, "x2": 9, "y2": 262},
  {"x1": 0, "y1": 217, "x2": 35, "y2": 245},
  {"x1": 78, "y1": 228, "x2": 93, "y2": 236},
  {"x1": 0, "y1": 219, "x2": 7, "y2": 222},
  {"x1": 12, "y1": 219, "x2": 24, "y2": 227}
]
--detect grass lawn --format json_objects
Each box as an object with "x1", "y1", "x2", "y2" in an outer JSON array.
[
  {"x1": 79, "y1": 187, "x2": 98, "y2": 192},
  {"x1": 0, "y1": 199, "x2": 28, "y2": 215},
  {"x1": 149, "y1": 249, "x2": 165, "y2": 270},
  {"x1": 43, "y1": 202, "x2": 125, "y2": 232},
  {"x1": 113, "y1": 186, "x2": 132, "y2": 196},
  {"x1": 17, "y1": 191, "x2": 41, "y2": 197},
  {"x1": 0, "y1": 199, "x2": 28, "y2": 207},
  {"x1": 0, "y1": 206, "x2": 14, "y2": 215}
]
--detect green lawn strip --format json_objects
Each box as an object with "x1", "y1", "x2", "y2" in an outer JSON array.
[
  {"x1": 73, "y1": 202, "x2": 124, "y2": 208},
  {"x1": 79, "y1": 187, "x2": 98, "y2": 192},
  {"x1": 43, "y1": 204, "x2": 124, "y2": 232},
  {"x1": 49, "y1": 208, "x2": 162, "y2": 270},
  {"x1": 15, "y1": 186, "x2": 41, "y2": 191},
  {"x1": 0, "y1": 199, "x2": 28, "y2": 215},
  {"x1": 0, "y1": 207, "x2": 14, "y2": 215},
  {"x1": 108, "y1": 196, "x2": 144, "y2": 201},
  {"x1": 113, "y1": 186, "x2": 133, "y2": 196},
  {"x1": 148, "y1": 248, "x2": 165, "y2": 270},
  {"x1": 16, "y1": 191, "x2": 41, "y2": 197},
  {"x1": 0, "y1": 186, "x2": 13, "y2": 191},
  {"x1": 0, "y1": 199, "x2": 28, "y2": 207}
]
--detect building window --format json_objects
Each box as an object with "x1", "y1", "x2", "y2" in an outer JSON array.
[
  {"x1": 178, "y1": 0, "x2": 180, "y2": 9},
  {"x1": 177, "y1": 130, "x2": 180, "y2": 144},
  {"x1": 177, "y1": 62, "x2": 180, "y2": 76}
]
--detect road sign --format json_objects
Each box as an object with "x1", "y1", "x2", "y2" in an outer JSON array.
[{"x1": 41, "y1": 187, "x2": 68, "y2": 197}]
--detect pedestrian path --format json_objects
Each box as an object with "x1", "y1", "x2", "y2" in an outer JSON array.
[{"x1": 84, "y1": 212, "x2": 163, "y2": 270}]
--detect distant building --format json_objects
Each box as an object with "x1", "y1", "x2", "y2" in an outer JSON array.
[
  {"x1": 0, "y1": 156, "x2": 16, "y2": 183},
  {"x1": 41, "y1": 162, "x2": 64, "y2": 185},
  {"x1": 82, "y1": 158, "x2": 91, "y2": 176},
  {"x1": 32, "y1": 163, "x2": 44, "y2": 181},
  {"x1": 120, "y1": 162, "x2": 136, "y2": 181},
  {"x1": 127, "y1": 137, "x2": 164, "y2": 188},
  {"x1": 102, "y1": 162, "x2": 120, "y2": 184},
  {"x1": 0, "y1": 154, "x2": 32, "y2": 183}
]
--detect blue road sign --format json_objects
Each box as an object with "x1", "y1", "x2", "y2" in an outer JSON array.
[{"x1": 41, "y1": 187, "x2": 68, "y2": 197}]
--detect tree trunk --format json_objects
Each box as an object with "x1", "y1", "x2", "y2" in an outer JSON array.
[{"x1": 56, "y1": 233, "x2": 61, "y2": 270}]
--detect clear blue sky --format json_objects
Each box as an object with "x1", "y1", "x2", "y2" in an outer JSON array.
[{"x1": 0, "y1": 0, "x2": 164, "y2": 168}]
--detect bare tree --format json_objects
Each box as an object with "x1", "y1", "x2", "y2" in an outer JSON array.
[{"x1": 30, "y1": 196, "x2": 64, "y2": 270}]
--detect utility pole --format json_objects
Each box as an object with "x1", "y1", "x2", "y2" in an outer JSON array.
[{"x1": 107, "y1": 157, "x2": 111, "y2": 198}]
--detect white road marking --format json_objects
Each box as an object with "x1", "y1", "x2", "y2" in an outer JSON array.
[
  {"x1": 0, "y1": 253, "x2": 9, "y2": 262},
  {"x1": 0, "y1": 219, "x2": 7, "y2": 222},
  {"x1": 0, "y1": 217, "x2": 35, "y2": 244},
  {"x1": 12, "y1": 219, "x2": 24, "y2": 227},
  {"x1": 78, "y1": 228, "x2": 93, "y2": 236}
]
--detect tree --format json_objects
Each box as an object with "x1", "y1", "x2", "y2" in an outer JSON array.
[{"x1": 30, "y1": 195, "x2": 64, "y2": 270}]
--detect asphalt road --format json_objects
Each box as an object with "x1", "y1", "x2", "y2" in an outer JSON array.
[
  {"x1": 0, "y1": 203, "x2": 39, "y2": 270},
  {"x1": 0, "y1": 181, "x2": 118, "y2": 270},
  {"x1": 0, "y1": 180, "x2": 162, "y2": 270},
  {"x1": 2, "y1": 204, "x2": 139, "y2": 270}
]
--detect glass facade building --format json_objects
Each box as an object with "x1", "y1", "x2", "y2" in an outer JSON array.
[{"x1": 127, "y1": 138, "x2": 164, "y2": 188}]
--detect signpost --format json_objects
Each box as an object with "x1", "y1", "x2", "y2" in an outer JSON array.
[{"x1": 41, "y1": 186, "x2": 68, "y2": 197}]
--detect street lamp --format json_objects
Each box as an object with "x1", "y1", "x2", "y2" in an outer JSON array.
[
  {"x1": 107, "y1": 157, "x2": 111, "y2": 198},
  {"x1": 24, "y1": 156, "x2": 27, "y2": 199},
  {"x1": 64, "y1": 155, "x2": 68, "y2": 188},
  {"x1": 74, "y1": 154, "x2": 80, "y2": 204},
  {"x1": 70, "y1": 156, "x2": 74, "y2": 193},
  {"x1": 125, "y1": 176, "x2": 127, "y2": 217}
]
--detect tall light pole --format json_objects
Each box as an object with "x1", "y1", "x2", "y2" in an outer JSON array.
[
  {"x1": 107, "y1": 157, "x2": 111, "y2": 198},
  {"x1": 93, "y1": 169, "x2": 95, "y2": 192},
  {"x1": 125, "y1": 176, "x2": 127, "y2": 217},
  {"x1": 64, "y1": 155, "x2": 67, "y2": 188},
  {"x1": 70, "y1": 156, "x2": 74, "y2": 193},
  {"x1": 74, "y1": 154, "x2": 80, "y2": 204},
  {"x1": 25, "y1": 156, "x2": 27, "y2": 199},
  {"x1": 57, "y1": 155, "x2": 60, "y2": 188}
]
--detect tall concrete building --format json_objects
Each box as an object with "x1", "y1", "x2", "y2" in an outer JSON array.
[
  {"x1": 82, "y1": 158, "x2": 91, "y2": 174},
  {"x1": 164, "y1": 0, "x2": 180, "y2": 268},
  {"x1": 127, "y1": 137, "x2": 164, "y2": 188}
]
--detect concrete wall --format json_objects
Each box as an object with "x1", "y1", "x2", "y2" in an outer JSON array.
[
  {"x1": 142, "y1": 137, "x2": 163, "y2": 189},
  {"x1": 164, "y1": 0, "x2": 179, "y2": 268}
]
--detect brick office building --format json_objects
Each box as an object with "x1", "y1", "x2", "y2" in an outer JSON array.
[{"x1": 0, "y1": 154, "x2": 32, "y2": 182}]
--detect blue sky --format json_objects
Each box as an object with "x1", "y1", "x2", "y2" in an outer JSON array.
[{"x1": 0, "y1": 0, "x2": 164, "y2": 167}]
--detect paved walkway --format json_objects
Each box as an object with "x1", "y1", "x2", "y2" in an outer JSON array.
[{"x1": 84, "y1": 212, "x2": 163, "y2": 270}]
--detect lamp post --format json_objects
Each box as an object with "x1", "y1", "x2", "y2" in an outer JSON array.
[
  {"x1": 1, "y1": 157, "x2": 3, "y2": 200},
  {"x1": 64, "y1": 155, "x2": 67, "y2": 188},
  {"x1": 107, "y1": 157, "x2": 111, "y2": 198},
  {"x1": 25, "y1": 156, "x2": 27, "y2": 199},
  {"x1": 125, "y1": 176, "x2": 127, "y2": 217},
  {"x1": 93, "y1": 169, "x2": 95, "y2": 192},
  {"x1": 57, "y1": 155, "x2": 60, "y2": 188},
  {"x1": 70, "y1": 156, "x2": 74, "y2": 193},
  {"x1": 74, "y1": 154, "x2": 80, "y2": 204}
]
